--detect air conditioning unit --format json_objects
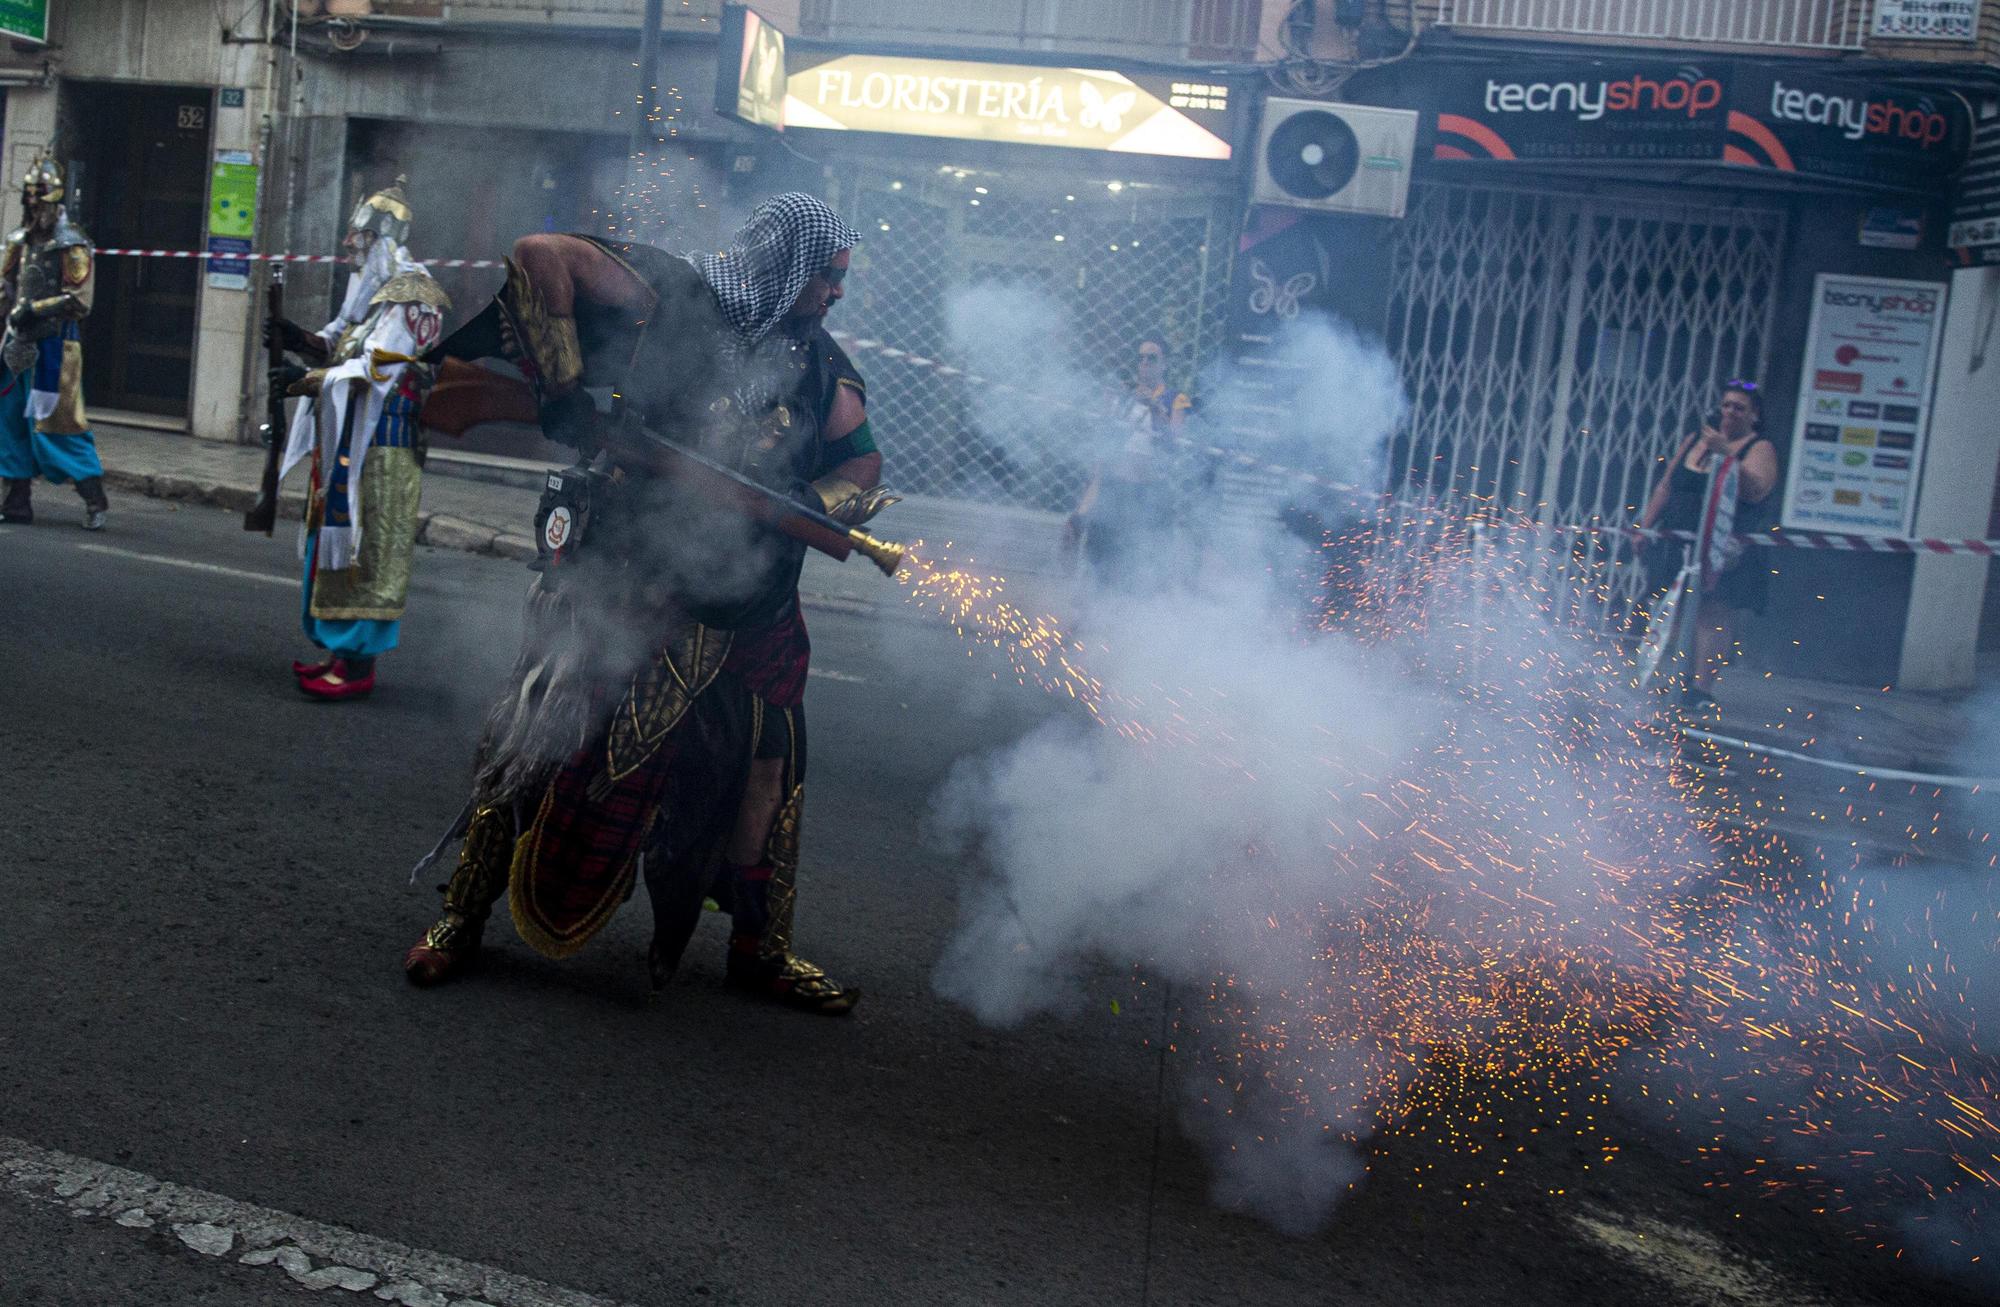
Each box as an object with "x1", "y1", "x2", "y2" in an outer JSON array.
[{"x1": 1252, "y1": 98, "x2": 1418, "y2": 219}]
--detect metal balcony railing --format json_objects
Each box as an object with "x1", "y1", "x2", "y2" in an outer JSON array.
[
  {"x1": 362, "y1": 1, "x2": 723, "y2": 27},
  {"x1": 1436, "y1": 0, "x2": 1869, "y2": 50},
  {"x1": 798, "y1": 0, "x2": 1263, "y2": 63}
]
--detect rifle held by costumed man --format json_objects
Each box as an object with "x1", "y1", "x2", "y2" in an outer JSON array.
[{"x1": 244, "y1": 265, "x2": 286, "y2": 535}]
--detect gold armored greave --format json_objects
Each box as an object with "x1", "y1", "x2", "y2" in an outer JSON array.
[
  {"x1": 422, "y1": 803, "x2": 516, "y2": 952},
  {"x1": 761, "y1": 782, "x2": 804, "y2": 956}
]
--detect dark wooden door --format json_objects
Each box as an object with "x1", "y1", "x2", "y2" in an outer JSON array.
[{"x1": 69, "y1": 82, "x2": 210, "y2": 419}]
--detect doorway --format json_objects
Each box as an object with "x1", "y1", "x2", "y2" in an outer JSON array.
[{"x1": 63, "y1": 81, "x2": 212, "y2": 421}]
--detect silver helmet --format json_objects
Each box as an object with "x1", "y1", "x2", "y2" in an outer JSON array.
[
  {"x1": 347, "y1": 174, "x2": 412, "y2": 246},
  {"x1": 21, "y1": 154, "x2": 63, "y2": 208}
]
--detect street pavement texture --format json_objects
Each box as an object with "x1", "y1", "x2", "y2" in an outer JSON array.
[
  {"x1": 89, "y1": 421, "x2": 2000, "y2": 783},
  {"x1": 0, "y1": 496, "x2": 1991, "y2": 1306}
]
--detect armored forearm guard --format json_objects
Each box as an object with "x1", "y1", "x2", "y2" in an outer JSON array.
[{"x1": 496, "y1": 255, "x2": 584, "y2": 400}]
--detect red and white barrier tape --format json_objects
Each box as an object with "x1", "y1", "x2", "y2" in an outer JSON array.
[
  {"x1": 95, "y1": 249, "x2": 504, "y2": 268},
  {"x1": 80, "y1": 272, "x2": 2000, "y2": 559},
  {"x1": 834, "y1": 331, "x2": 2000, "y2": 559},
  {"x1": 827, "y1": 330, "x2": 1375, "y2": 497},
  {"x1": 1618, "y1": 525, "x2": 2000, "y2": 555}
]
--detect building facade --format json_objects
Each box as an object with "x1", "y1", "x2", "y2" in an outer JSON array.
[
  {"x1": 1323, "y1": 0, "x2": 2000, "y2": 687},
  {"x1": 9, "y1": 0, "x2": 2000, "y2": 685}
]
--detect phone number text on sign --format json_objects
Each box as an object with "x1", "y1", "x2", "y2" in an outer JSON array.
[{"x1": 1874, "y1": 0, "x2": 1977, "y2": 40}]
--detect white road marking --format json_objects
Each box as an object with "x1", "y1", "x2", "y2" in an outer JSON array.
[
  {"x1": 1681, "y1": 724, "x2": 2000, "y2": 791},
  {"x1": 77, "y1": 543, "x2": 295, "y2": 589},
  {"x1": 808, "y1": 666, "x2": 866, "y2": 683},
  {"x1": 1573, "y1": 1210, "x2": 1829, "y2": 1307},
  {"x1": 0, "y1": 1135, "x2": 635, "y2": 1306}
]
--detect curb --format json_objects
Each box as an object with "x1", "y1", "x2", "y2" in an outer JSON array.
[
  {"x1": 103, "y1": 464, "x2": 898, "y2": 618},
  {"x1": 102, "y1": 468, "x2": 536, "y2": 563}
]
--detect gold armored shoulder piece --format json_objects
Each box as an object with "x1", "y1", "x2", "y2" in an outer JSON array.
[
  {"x1": 61, "y1": 245, "x2": 91, "y2": 288},
  {"x1": 371, "y1": 270, "x2": 452, "y2": 313}
]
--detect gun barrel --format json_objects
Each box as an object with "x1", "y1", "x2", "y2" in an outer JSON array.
[{"x1": 624, "y1": 419, "x2": 907, "y2": 577}]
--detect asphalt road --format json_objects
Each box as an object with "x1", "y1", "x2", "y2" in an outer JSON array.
[{"x1": 0, "y1": 495, "x2": 1989, "y2": 1306}]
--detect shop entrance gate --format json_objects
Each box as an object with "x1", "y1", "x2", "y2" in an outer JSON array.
[
  {"x1": 1381, "y1": 182, "x2": 1787, "y2": 634},
  {"x1": 826, "y1": 164, "x2": 1237, "y2": 513}
]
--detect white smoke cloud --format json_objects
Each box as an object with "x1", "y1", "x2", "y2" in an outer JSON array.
[{"x1": 918, "y1": 287, "x2": 1720, "y2": 1230}]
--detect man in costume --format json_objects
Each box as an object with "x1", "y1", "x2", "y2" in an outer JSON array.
[
  {"x1": 402, "y1": 192, "x2": 889, "y2": 1014},
  {"x1": 267, "y1": 176, "x2": 448, "y2": 700},
  {"x1": 0, "y1": 155, "x2": 108, "y2": 530}
]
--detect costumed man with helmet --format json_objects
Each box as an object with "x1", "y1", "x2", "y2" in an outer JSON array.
[
  {"x1": 400, "y1": 192, "x2": 891, "y2": 1015},
  {"x1": 0, "y1": 155, "x2": 108, "y2": 530},
  {"x1": 266, "y1": 176, "x2": 449, "y2": 701}
]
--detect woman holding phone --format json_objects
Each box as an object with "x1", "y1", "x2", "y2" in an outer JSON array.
[{"x1": 1633, "y1": 381, "x2": 1780, "y2": 708}]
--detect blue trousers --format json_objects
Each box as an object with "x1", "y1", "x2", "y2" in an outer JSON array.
[
  {"x1": 0, "y1": 368, "x2": 100, "y2": 485},
  {"x1": 301, "y1": 531, "x2": 400, "y2": 659}
]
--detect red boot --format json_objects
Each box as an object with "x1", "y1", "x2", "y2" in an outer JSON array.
[
  {"x1": 404, "y1": 913, "x2": 484, "y2": 987},
  {"x1": 298, "y1": 658, "x2": 376, "y2": 700}
]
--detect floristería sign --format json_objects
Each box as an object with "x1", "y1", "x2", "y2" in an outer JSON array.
[{"x1": 781, "y1": 51, "x2": 1238, "y2": 161}]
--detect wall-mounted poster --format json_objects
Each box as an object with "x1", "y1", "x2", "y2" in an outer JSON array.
[
  {"x1": 0, "y1": 1, "x2": 47, "y2": 44},
  {"x1": 1779, "y1": 274, "x2": 1949, "y2": 537}
]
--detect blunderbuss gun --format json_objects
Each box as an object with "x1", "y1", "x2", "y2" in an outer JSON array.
[
  {"x1": 535, "y1": 411, "x2": 907, "y2": 577},
  {"x1": 244, "y1": 265, "x2": 286, "y2": 535}
]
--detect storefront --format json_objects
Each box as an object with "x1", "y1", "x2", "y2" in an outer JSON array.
[
  {"x1": 1287, "y1": 52, "x2": 1977, "y2": 680},
  {"x1": 719, "y1": 14, "x2": 1253, "y2": 511}
]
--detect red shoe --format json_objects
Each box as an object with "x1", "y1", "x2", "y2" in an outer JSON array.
[
  {"x1": 404, "y1": 915, "x2": 483, "y2": 987},
  {"x1": 292, "y1": 655, "x2": 336, "y2": 678},
  {"x1": 298, "y1": 659, "x2": 376, "y2": 700}
]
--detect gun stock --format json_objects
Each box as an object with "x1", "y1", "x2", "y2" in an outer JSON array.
[{"x1": 244, "y1": 267, "x2": 286, "y2": 535}]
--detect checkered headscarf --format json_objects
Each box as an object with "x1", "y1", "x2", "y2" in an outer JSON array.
[{"x1": 690, "y1": 192, "x2": 859, "y2": 347}]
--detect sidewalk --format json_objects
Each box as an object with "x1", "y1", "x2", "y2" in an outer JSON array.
[
  {"x1": 84, "y1": 422, "x2": 1064, "y2": 615},
  {"x1": 78, "y1": 425, "x2": 2000, "y2": 781}
]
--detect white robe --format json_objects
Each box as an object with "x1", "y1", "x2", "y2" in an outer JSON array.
[{"x1": 281, "y1": 244, "x2": 436, "y2": 572}]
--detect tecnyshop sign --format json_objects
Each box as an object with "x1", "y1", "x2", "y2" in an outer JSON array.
[{"x1": 1423, "y1": 59, "x2": 1966, "y2": 191}]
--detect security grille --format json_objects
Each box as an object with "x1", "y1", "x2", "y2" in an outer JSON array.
[
  {"x1": 830, "y1": 166, "x2": 1237, "y2": 512},
  {"x1": 799, "y1": 0, "x2": 1262, "y2": 61},
  {"x1": 1382, "y1": 182, "x2": 1786, "y2": 632}
]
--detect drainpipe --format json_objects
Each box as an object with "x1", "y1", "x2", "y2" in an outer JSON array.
[{"x1": 631, "y1": 0, "x2": 663, "y2": 162}]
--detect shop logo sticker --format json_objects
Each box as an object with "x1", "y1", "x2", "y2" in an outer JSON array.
[
  {"x1": 1804, "y1": 448, "x2": 1838, "y2": 463},
  {"x1": 1802, "y1": 466, "x2": 1838, "y2": 483},
  {"x1": 1842, "y1": 450, "x2": 1869, "y2": 466},
  {"x1": 1834, "y1": 489, "x2": 1863, "y2": 506},
  {"x1": 1816, "y1": 370, "x2": 1864, "y2": 393},
  {"x1": 1877, "y1": 428, "x2": 1916, "y2": 450},
  {"x1": 1841, "y1": 427, "x2": 1877, "y2": 445},
  {"x1": 1798, "y1": 488, "x2": 1827, "y2": 504},
  {"x1": 1883, "y1": 403, "x2": 1921, "y2": 423},
  {"x1": 1873, "y1": 452, "x2": 1911, "y2": 469},
  {"x1": 1847, "y1": 401, "x2": 1881, "y2": 419},
  {"x1": 1804, "y1": 422, "x2": 1840, "y2": 442},
  {"x1": 1869, "y1": 492, "x2": 1902, "y2": 510},
  {"x1": 1814, "y1": 397, "x2": 1846, "y2": 415}
]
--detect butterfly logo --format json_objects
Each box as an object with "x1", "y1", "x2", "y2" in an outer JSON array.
[
  {"x1": 1247, "y1": 258, "x2": 1315, "y2": 319},
  {"x1": 1079, "y1": 81, "x2": 1139, "y2": 133}
]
